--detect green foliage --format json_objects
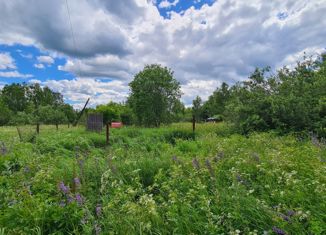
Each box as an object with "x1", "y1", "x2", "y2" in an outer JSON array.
[
  {"x1": 192, "y1": 95, "x2": 202, "y2": 122},
  {"x1": 128, "y1": 64, "x2": 182, "y2": 127},
  {"x1": 0, "y1": 124, "x2": 325, "y2": 234},
  {"x1": 94, "y1": 102, "x2": 133, "y2": 125},
  {"x1": 200, "y1": 57, "x2": 326, "y2": 137},
  {"x1": 202, "y1": 82, "x2": 230, "y2": 120},
  {"x1": 0, "y1": 83, "x2": 76, "y2": 126}
]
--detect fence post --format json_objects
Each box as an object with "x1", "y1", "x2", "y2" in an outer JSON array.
[
  {"x1": 106, "y1": 123, "x2": 110, "y2": 145},
  {"x1": 192, "y1": 115, "x2": 196, "y2": 133},
  {"x1": 36, "y1": 123, "x2": 40, "y2": 134}
]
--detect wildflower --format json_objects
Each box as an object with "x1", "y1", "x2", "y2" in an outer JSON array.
[
  {"x1": 192, "y1": 158, "x2": 200, "y2": 170},
  {"x1": 205, "y1": 159, "x2": 214, "y2": 177},
  {"x1": 287, "y1": 210, "x2": 295, "y2": 217},
  {"x1": 59, "y1": 182, "x2": 69, "y2": 194},
  {"x1": 280, "y1": 214, "x2": 290, "y2": 222},
  {"x1": 272, "y1": 226, "x2": 287, "y2": 235},
  {"x1": 67, "y1": 195, "x2": 74, "y2": 204},
  {"x1": 236, "y1": 174, "x2": 249, "y2": 186},
  {"x1": 75, "y1": 193, "x2": 83, "y2": 205},
  {"x1": 172, "y1": 155, "x2": 182, "y2": 164},
  {"x1": 96, "y1": 204, "x2": 102, "y2": 217},
  {"x1": 74, "y1": 177, "x2": 81, "y2": 188},
  {"x1": 59, "y1": 201, "x2": 66, "y2": 207}
]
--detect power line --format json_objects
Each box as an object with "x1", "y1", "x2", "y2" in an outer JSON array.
[{"x1": 65, "y1": 0, "x2": 82, "y2": 78}]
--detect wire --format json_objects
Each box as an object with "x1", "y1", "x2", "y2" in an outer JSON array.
[{"x1": 65, "y1": 0, "x2": 82, "y2": 78}]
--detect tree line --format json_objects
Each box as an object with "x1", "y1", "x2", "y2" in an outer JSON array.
[
  {"x1": 195, "y1": 55, "x2": 326, "y2": 137},
  {"x1": 0, "y1": 83, "x2": 76, "y2": 127},
  {"x1": 0, "y1": 55, "x2": 325, "y2": 136}
]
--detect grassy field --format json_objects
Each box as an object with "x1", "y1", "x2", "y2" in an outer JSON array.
[{"x1": 0, "y1": 123, "x2": 325, "y2": 234}]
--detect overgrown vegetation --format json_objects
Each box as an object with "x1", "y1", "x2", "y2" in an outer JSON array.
[
  {"x1": 0, "y1": 123, "x2": 325, "y2": 234},
  {"x1": 1, "y1": 57, "x2": 325, "y2": 138},
  {"x1": 199, "y1": 56, "x2": 326, "y2": 137}
]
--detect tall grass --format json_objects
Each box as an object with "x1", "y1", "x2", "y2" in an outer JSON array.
[{"x1": 0, "y1": 123, "x2": 325, "y2": 234}]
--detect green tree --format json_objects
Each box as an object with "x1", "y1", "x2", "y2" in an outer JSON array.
[
  {"x1": 0, "y1": 99, "x2": 12, "y2": 125},
  {"x1": 202, "y1": 82, "x2": 230, "y2": 120},
  {"x1": 192, "y1": 96, "x2": 202, "y2": 122},
  {"x1": 1, "y1": 83, "x2": 27, "y2": 113},
  {"x1": 128, "y1": 64, "x2": 181, "y2": 127}
]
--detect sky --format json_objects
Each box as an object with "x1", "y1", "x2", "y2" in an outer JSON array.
[{"x1": 0, "y1": 0, "x2": 326, "y2": 108}]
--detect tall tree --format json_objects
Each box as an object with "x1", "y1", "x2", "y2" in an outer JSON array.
[{"x1": 128, "y1": 64, "x2": 181, "y2": 127}]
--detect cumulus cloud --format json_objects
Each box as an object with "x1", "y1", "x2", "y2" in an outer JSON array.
[
  {"x1": 0, "y1": 71, "x2": 33, "y2": 78},
  {"x1": 0, "y1": 52, "x2": 16, "y2": 70},
  {"x1": 1, "y1": 0, "x2": 326, "y2": 105},
  {"x1": 159, "y1": 0, "x2": 179, "y2": 9},
  {"x1": 28, "y1": 79, "x2": 42, "y2": 84},
  {"x1": 37, "y1": 55, "x2": 54, "y2": 64},
  {"x1": 34, "y1": 63, "x2": 45, "y2": 69},
  {"x1": 42, "y1": 78, "x2": 129, "y2": 108}
]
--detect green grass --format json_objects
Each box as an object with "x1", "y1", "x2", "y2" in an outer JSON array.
[{"x1": 0, "y1": 123, "x2": 325, "y2": 234}]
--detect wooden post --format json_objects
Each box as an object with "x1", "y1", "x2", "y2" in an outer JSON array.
[
  {"x1": 36, "y1": 123, "x2": 40, "y2": 134},
  {"x1": 106, "y1": 123, "x2": 110, "y2": 145},
  {"x1": 192, "y1": 115, "x2": 196, "y2": 133},
  {"x1": 16, "y1": 127, "x2": 22, "y2": 141}
]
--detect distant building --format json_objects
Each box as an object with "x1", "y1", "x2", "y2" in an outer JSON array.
[{"x1": 206, "y1": 117, "x2": 218, "y2": 123}]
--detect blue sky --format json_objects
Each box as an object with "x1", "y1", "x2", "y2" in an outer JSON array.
[{"x1": 0, "y1": 0, "x2": 325, "y2": 107}]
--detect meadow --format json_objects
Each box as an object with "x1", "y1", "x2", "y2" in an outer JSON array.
[{"x1": 0, "y1": 123, "x2": 325, "y2": 235}]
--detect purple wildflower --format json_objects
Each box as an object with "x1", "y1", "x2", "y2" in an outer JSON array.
[
  {"x1": 192, "y1": 158, "x2": 200, "y2": 170},
  {"x1": 59, "y1": 182, "x2": 69, "y2": 194},
  {"x1": 96, "y1": 204, "x2": 102, "y2": 217},
  {"x1": 74, "y1": 177, "x2": 81, "y2": 187},
  {"x1": 280, "y1": 214, "x2": 290, "y2": 222},
  {"x1": 205, "y1": 159, "x2": 214, "y2": 177},
  {"x1": 272, "y1": 226, "x2": 287, "y2": 235},
  {"x1": 287, "y1": 210, "x2": 295, "y2": 217},
  {"x1": 236, "y1": 174, "x2": 249, "y2": 186},
  {"x1": 59, "y1": 201, "x2": 66, "y2": 207},
  {"x1": 67, "y1": 195, "x2": 74, "y2": 204},
  {"x1": 75, "y1": 193, "x2": 83, "y2": 205}
]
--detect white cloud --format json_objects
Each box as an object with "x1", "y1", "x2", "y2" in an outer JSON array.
[
  {"x1": 37, "y1": 55, "x2": 54, "y2": 65},
  {"x1": 28, "y1": 79, "x2": 42, "y2": 84},
  {"x1": 0, "y1": 52, "x2": 16, "y2": 70},
  {"x1": 0, "y1": 81, "x2": 7, "y2": 90},
  {"x1": 42, "y1": 78, "x2": 129, "y2": 108},
  {"x1": 34, "y1": 63, "x2": 45, "y2": 69},
  {"x1": 159, "y1": 0, "x2": 179, "y2": 9},
  {"x1": 1, "y1": 0, "x2": 326, "y2": 105},
  {"x1": 0, "y1": 71, "x2": 33, "y2": 78}
]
